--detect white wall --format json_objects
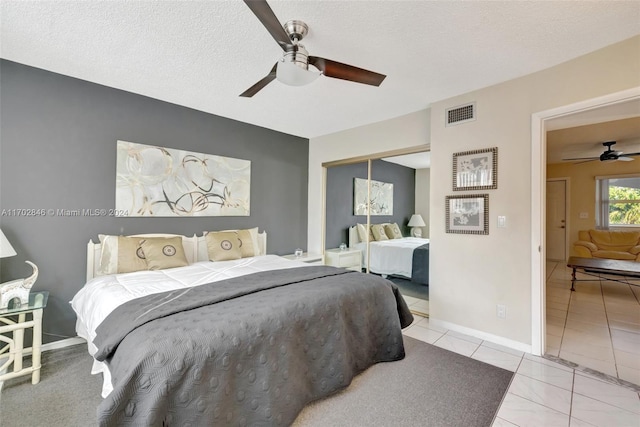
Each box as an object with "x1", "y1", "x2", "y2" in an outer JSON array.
[
  {"x1": 429, "y1": 35, "x2": 640, "y2": 347},
  {"x1": 309, "y1": 35, "x2": 640, "y2": 350},
  {"x1": 308, "y1": 109, "x2": 430, "y2": 253},
  {"x1": 415, "y1": 168, "x2": 430, "y2": 238}
]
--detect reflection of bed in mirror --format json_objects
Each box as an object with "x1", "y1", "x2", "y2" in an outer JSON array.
[{"x1": 348, "y1": 225, "x2": 429, "y2": 285}]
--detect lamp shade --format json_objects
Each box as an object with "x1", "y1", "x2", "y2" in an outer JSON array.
[
  {"x1": 407, "y1": 214, "x2": 426, "y2": 227},
  {"x1": 0, "y1": 229, "x2": 17, "y2": 258},
  {"x1": 276, "y1": 61, "x2": 320, "y2": 86}
]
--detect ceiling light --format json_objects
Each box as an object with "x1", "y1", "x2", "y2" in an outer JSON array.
[{"x1": 276, "y1": 61, "x2": 320, "y2": 86}]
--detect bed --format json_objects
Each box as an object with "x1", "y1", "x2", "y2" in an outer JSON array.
[
  {"x1": 349, "y1": 225, "x2": 430, "y2": 285},
  {"x1": 71, "y1": 230, "x2": 412, "y2": 426}
]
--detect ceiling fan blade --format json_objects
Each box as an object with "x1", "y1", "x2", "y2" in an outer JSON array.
[
  {"x1": 622, "y1": 151, "x2": 640, "y2": 156},
  {"x1": 617, "y1": 156, "x2": 635, "y2": 162},
  {"x1": 243, "y1": 0, "x2": 291, "y2": 51},
  {"x1": 239, "y1": 63, "x2": 278, "y2": 97},
  {"x1": 562, "y1": 156, "x2": 599, "y2": 161},
  {"x1": 309, "y1": 56, "x2": 386, "y2": 86}
]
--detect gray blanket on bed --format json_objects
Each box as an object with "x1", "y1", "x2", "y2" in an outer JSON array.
[
  {"x1": 93, "y1": 266, "x2": 413, "y2": 426},
  {"x1": 411, "y1": 243, "x2": 430, "y2": 285}
]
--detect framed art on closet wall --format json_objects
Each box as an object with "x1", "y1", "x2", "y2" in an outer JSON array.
[
  {"x1": 453, "y1": 147, "x2": 497, "y2": 191},
  {"x1": 445, "y1": 194, "x2": 489, "y2": 235}
]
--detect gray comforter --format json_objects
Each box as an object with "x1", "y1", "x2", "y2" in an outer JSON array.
[{"x1": 93, "y1": 266, "x2": 413, "y2": 426}]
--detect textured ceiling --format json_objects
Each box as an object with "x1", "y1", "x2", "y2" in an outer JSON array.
[{"x1": 1, "y1": 1, "x2": 639, "y2": 138}]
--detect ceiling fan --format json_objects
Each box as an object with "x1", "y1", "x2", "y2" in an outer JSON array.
[
  {"x1": 563, "y1": 141, "x2": 640, "y2": 163},
  {"x1": 240, "y1": 0, "x2": 386, "y2": 97}
]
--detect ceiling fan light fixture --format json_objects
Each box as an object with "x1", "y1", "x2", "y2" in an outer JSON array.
[{"x1": 276, "y1": 61, "x2": 320, "y2": 86}]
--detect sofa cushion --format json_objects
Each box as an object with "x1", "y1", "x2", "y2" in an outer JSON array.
[
  {"x1": 574, "y1": 240, "x2": 598, "y2": 252},
  {"x1": 578, "y1": 230, "x2": 591, "y2": 241},
  {"x1": 593, "y1": 250, "x2": 637, "y2": 261},
  {"x1": 589, "y1": 230, "x2": 640, "y2": 251}
]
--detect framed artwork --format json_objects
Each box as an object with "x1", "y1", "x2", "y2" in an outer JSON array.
[
  {"x1": 453, "y1": 147, "x2": 497, "y2": 190},
  {"x1": 353, "y1": 178, "x2": 393, "y2": 216},
  {"x1": 116, "y1": 140, "x2": 251, "y2": 217},
  {"x1": 445, "y1": 194, "x2": 489, "y2": 235}
]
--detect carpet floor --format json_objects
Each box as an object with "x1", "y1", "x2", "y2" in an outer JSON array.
[{"x1": 0, "y1": 337, "x2": 513, "y2": 427}]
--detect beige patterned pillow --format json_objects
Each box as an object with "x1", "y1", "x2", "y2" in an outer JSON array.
[
  {"x1": 99, "y1": 235, "x2": 148, "y2": 275},
  {"x1": 385, "y1": 223, "x2": 403, "y2": 239},
  {"x1": 236, "y1": 229, "x2": 257, "y2": 258},
  {"x1": 356, "y1": 223, "x2": 374, "y2": 242},
  {"x1": 140, "y1": 237, "x2": 188, "y2": 270},
  {"x1": 206, "y1": 231, "x2": 242, "y2": 261},
  {"x1": 371, "y1": 224, "x2": 389, "y2": 241}
]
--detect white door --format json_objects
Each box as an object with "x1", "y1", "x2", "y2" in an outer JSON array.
[{"x1": 546, "y1": 180, "x2": 567, "y2": 261}]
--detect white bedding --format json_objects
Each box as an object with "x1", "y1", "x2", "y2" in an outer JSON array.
[
  {"x1": 355, "y1": 237, "x2": 429, "y2": 278},
  {"x1": 70, "y1": 254, "x2": 310, "y2": 397}
]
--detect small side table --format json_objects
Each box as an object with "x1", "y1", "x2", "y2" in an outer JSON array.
[
  {"x1": 282, "y1": 253, "x2": 324, "y2": 265},
  {"x1": 0, "y1": 291, "x2": 48, "y2": 385},
  {"x1": 325, "y1": 248, "x2": 362, "y2": 272}
]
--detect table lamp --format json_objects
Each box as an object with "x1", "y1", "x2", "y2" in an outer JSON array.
[
  {"x1": 407, "y1": 214, "x2": 426, "y2": 238},
  {"x1": 0, "y1": 229, "x2": 38, "y2": 309}
]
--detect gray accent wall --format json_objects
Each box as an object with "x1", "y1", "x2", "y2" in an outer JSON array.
[
  {"x1": 0, "y1": 60, "x2": 309, "y2": 343},
  {"x1": 325, "y1": 159, "x2": 416, "y2": 249}
]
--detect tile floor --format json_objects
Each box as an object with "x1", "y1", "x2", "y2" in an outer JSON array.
[
  {"x1": 545, "y1": 261, "x2": 640, "y2": 386},
  {"x1": 402, "y1": 315, "x2": 640, "y2": 427},
  {"x1": 403, "y1": 294, "x2": 429, "y2": 316}
]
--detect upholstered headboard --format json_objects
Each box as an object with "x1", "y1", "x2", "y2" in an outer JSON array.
[{"x1": 348, "y1": 226, "x2": 360, "y2": 248}]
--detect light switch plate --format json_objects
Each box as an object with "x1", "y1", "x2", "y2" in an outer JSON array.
[
  {"x1": 497, "y1": 216, "x2": 507, "y2": 228},
  {"x1": 580, "y1": 212, "x2": 588, "y2": 219}
]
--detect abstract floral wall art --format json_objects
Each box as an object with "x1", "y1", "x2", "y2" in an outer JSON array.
[
  {"x1": 445, "y1": 194, "x2": 489, "y2": 234},
  {"x1": 354, "y1": 178, "x2": 394, "y2": 216},
  {"x1": 116, "y1": 141, "x2": 250, "y2": 216},
  {"x1": 453, "y1": 147, "x2": 497, "y2": 191}
]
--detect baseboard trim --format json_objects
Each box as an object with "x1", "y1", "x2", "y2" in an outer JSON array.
[
  {"x1": 25, "y1": 337, "x2": 86, "y2": 356},
  {"x1": 429, "y1": 318, "x2": 532, "y2": 354}
]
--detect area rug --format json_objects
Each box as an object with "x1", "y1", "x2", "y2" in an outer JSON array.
[
  {"x1": 294, "y1": 336, "x2": 514, "y2": 426},
  {"x1": 1, "y1": 337, "x2": 513, "y2": 427}
]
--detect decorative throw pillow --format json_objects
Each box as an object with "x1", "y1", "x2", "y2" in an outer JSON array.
[
  {"x1": 98, "y1": 235, "x2": 148, "y2": 275},
  {"x1": 371, "y1": 224, "x2": 389, "y2": 241},
  {"x1": 356, "y1": 223, "x2": 375, "y2": 242},
  {"x1": 140, "y1": 237, "x2": 188, "y2": 270},
  {"x1": 236, "y1": 229, "x2": 257, "y2": 258},
  {"x1": 385, "y1": 223, "x2": 403, "y2": 239},
  {"x1": 206, "y1": 231, "x2": 242, "y2": 261}
]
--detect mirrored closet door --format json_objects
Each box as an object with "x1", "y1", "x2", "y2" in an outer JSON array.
[
  {"x1": 371, "y1": 154, "x2": 430, "y2": 316},
  {"x1": 322, "y1": 147, "x2": 430, "y2": 316}
]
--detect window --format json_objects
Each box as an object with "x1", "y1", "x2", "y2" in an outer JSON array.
[{"x1": 596, "y1": 175, "x2": 640, "y2": 228}]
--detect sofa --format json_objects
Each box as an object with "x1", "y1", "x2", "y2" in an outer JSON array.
[{"x1": 573, "y1": 229, "x2": 640, "y2": 261}]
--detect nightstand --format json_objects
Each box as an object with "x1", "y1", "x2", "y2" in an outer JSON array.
[
  {"x1": 325, "y1": 248, "x2": 362, "y2": 271},
  {"x1": 0, "y1": 291, "x2": 48, "y2": 385},
  {"x1": 282, "y1": 252, "x2": 324, "y2": 265}
]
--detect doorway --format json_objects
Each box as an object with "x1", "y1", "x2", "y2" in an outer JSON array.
[
  {"x1": 530, "y1": 87, "x2": 640, "y2": 356},
  {"x1": 546, "y1": 179, "x2": 568, "y2": 262}
]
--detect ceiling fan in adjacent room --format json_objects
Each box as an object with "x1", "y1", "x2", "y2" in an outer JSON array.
[
  {"x1": 562, "y1": 141, "x2": 640, "y2": 163},
  {"x1": 239, "y1": 0, "x2": 386, "y2": 97}
]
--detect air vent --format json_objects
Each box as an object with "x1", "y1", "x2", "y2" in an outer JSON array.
[{"x1": 446, "y1": 102, "x2": 476, "y2": 126}]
